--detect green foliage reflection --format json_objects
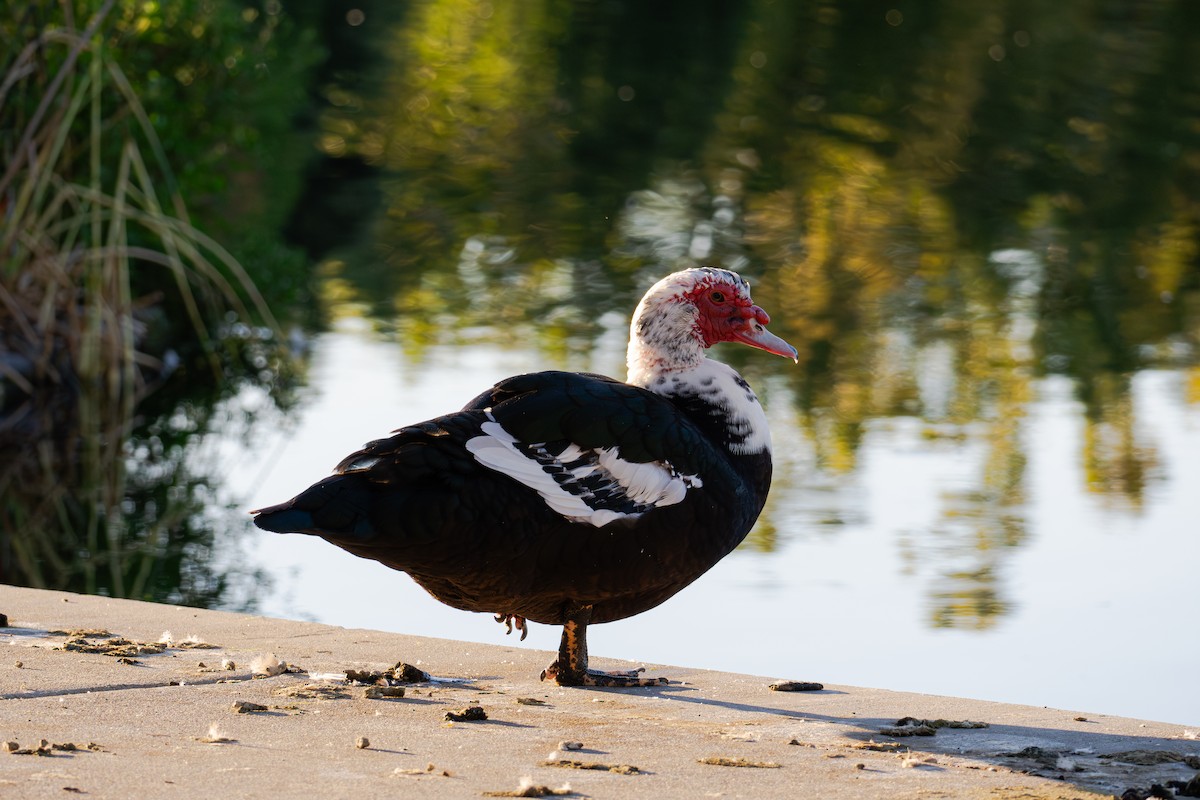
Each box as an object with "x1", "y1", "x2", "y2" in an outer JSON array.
[{"x1": 308, "y1": 0, "x2": 1199, "y2": 629}]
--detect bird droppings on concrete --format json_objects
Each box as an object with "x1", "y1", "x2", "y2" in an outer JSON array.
[
  {"x1": 483, "y1": 777, "x2": 575, "y2": 797},
  {"x1": 10, "y1": 739, "x2": 52, "y2": 756},
  {"x1": 395, "y1": 662, "x2": 432, "y2": 682},
  {"x1": 197, "y1": 658, "x2": 238, "y2": 674},
  {"x1": 881, "y1": 717, "x2": 989, "y2": 737},
  {"x1": 1105, "y1": 751, "x2": 1200, "y2": 768},
  {"x1": 268, "y1": 704, "x2": 308, "y2": 715},
  {"x1": 272, "y1": 683, "x2": 351, "y2": 700},
  {"x1": 769, "y1": 680, "x2": 824, "y2": 692},
  {"x1": 698, "y1": 756, "x2": 781, "y2": 769},
  {"x1": 542, "y1": 759, "x2": 640, "y2": 774},
  {"x1": 1117, "y1": 775, "x2": 1200, "y2": 800},
  {"x1": 392, "y1": 763, "x2": 451, "y2": 778},
  {"x1": 880, "y1": 722, "x2": 937, "y2": 737},
  {"x1": 250, "y1": 653, "x2": 288, "y2": 677},
  {"x1": 50, "y1": 628, "x2": 115, "y2": 639},
  {"x1": 1001, "y1": 746, "x2": 1073, "y2": 770},
  {"x1": 444, "y1": 705, "x2": 488, "y2": 722},
  {"x1": 59, "y1": 635, "x2": 164, "y2": 658},
  {"x1": 546, "y1": 741, "x2": 585, "y2": 760},
  {"x1": 899, "y1": 717, "x2": 989, "y2": 729},
  {"x1": 158, "y1": 631, "x2": 216, "y2": 649},
  {"x1": 4, "y1": 739, "x2": 103, "y2": 756},
  {"x1": 231, "y1": 700, "x2": 268, "y2": 714},
  {"x1": 196, "y1": 723, "x2": 235, "y2": 744},
  {"x1": 47, "y1": 628, "x2": 225, "y2": 663},
  {"x1": 993, "y1": 744, "x2": 1200, "y2": 796},
  {"x1": 345, "y1": 661, "x2": 431, "y2": 685},
  {"x1": 1056, "y1": 755, "x2": 1082, "y2": 772},
  {"x1": 852, "y1": 741, "x2": 909, "y2": 753}
]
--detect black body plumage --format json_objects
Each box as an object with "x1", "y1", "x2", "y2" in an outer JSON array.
[{"x1": 252, "y1": 370, "x2": 772, "y2": 626}]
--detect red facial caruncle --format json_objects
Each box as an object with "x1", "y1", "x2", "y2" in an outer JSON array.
[{"x1": 682, "y1": 278, "x2": 797, "y2": 361}]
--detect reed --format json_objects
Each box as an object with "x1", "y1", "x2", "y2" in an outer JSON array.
[{"x1": 0, "y1": 2, "x2": 284, "y2": 599}]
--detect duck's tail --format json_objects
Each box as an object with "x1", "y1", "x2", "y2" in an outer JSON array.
[{"x1": 250, "y1": 474, "x2": 376, "y2": 540}]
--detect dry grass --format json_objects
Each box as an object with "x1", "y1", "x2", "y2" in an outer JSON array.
[{"x1": 0, "y1": 2, "x2": 284, "y2": 596}]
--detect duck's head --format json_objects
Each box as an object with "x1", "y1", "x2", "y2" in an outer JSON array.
[{"x1": 627, "y1": 267, "x2": 797, "y2": 384}]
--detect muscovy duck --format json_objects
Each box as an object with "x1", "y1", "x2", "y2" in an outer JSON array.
[{"x1": 252, "y1": 267, "x2": 797, "y2": 686}]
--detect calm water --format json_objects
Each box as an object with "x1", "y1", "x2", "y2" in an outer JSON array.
[
  {"x1": 5, "y1": 1, "x2": 1200, "y2": 726},
  {"x1": 221, "y1": 323, "x2": 1199, "y2": 726}
]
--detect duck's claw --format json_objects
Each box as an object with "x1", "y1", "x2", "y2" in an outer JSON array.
[{"x1": 494, "y1": 613, "x2": 528, "y2": 641}]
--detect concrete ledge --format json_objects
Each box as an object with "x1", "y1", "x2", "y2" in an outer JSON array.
[{"x1": 1, "y1": 585, "x2": 1196, "y2": 799}]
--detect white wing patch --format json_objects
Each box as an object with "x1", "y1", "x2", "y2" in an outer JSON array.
[{"x1": 464, "y1": 417, "x2": 701, "y2": 527}]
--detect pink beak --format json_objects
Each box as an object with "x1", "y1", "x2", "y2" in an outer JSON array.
[{"x1": 731, "y1": 305, "x2": 799, "y2": 362}]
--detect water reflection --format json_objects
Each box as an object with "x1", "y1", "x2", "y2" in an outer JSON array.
[
  {"x1": 303, "y1": 0, "x2": 1199, "y2": 633},
  {"x1": 0, "y1": 332, "x2": 291, "y2": 611}
]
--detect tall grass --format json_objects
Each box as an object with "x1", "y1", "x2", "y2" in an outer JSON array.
[{"x1": 0, "y1": 2, "x2": 284, "y2": 599}]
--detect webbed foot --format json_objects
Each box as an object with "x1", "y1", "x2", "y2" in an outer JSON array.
[{"x1": 540, "y1": 660, "x2": 668, "y2": 687}]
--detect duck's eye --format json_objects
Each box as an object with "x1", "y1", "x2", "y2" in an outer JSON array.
[{"x1": 710, "y1": 291, "x2": 726, "y2": 303}]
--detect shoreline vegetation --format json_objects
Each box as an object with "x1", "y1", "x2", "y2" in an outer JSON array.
[{"x1": 0, "y1": 1, "x2": 314, "y2": 604}]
